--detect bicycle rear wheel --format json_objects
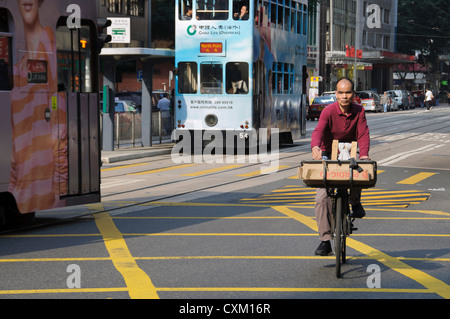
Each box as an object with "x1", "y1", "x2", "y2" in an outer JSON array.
[{"x1": 334, "y1": 197, "x2": 344, "y2": 278}]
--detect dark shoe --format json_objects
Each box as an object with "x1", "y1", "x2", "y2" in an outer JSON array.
[
  {"x1": 351, "y1": 203, "x2": 366, "y2": 219},
  {"x1": 315, "y1": 240, "x2": 332, "y2": 256}
]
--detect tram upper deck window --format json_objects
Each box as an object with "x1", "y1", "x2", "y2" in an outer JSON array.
[
  {"x1": 200, "y1": 62, "x2": 223, "y2": 94},
  {"x1": 226, "y1": 62, "x2": 248, "y2": 94},
  {"x1": 179, "y1": 0, "x2": 193, "y2": 20},
  {"x1": 233, "y1": 0, "x2": 249, "y2": 20},
  {"x1": 196, "y1": 0, "x2": 229, "y2": 20},
  {"x1": 0, "y1": 8, "x2": 13, "y2": 91},
  {"x1": 178, "y1": 62, "x2": 198, "y2": 94}
]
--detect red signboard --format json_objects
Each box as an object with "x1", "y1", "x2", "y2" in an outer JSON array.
[{"x1": 200, "y1": 42, "x2": 223, "y2": 54}]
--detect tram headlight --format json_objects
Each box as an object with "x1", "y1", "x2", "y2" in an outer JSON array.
[{"x1": 205, "y1": 114, "x2": 218, "y2": 127}]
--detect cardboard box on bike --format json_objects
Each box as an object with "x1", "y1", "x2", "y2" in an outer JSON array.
[{"x1": 298, "y1": 160, "x2": 377, "y2": 188}]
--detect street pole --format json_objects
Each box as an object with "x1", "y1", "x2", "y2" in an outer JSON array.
[{"x1": 354, "y1": 0, "x2": 360, "y2": 87}]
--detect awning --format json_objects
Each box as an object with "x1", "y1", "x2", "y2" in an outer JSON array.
[
  {"x1": 326, "y1": 50, "x2": 415, "y2": 66},
  {"x1": 100, "y1": 47, "x2": 175, "y2": 62}
]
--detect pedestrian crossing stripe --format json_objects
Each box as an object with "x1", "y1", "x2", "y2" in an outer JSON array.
[{"x1": 239, "y1": 186, "x2": 431, "y2": 208}]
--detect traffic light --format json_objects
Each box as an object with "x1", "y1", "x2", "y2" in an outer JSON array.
[{"x1": 97, "y1": 18, "x2": 112, "y2": 54}]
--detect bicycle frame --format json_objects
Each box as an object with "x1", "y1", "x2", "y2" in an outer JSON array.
[{"x1": 327, "y1": 186, "x2": 354, "y2": 278}]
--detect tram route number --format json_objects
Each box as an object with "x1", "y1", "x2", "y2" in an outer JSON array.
[{"x1": 179, "y1": 303, "x2": 271, "y2": 316}]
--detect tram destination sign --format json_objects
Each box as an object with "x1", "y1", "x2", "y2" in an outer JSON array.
[{"x1": 200, "y1": 42, "x2": 223, "y2": 54}]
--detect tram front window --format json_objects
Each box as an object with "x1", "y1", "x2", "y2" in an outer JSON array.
[
  {"x1": 196, "y1": 0, "x2": 228, "y2": 20},
  {"x1": 226, "y1": 62, "x2": 248, "y2": 94},
  {"x1": 200, "y1": 62, "x2": 223, "y2": 94},
  {"x1": 178, "y1": 62, "x2": 198, "y2": 94}
]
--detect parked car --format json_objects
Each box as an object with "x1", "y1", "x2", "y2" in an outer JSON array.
[
  {"x1": 387, "y1": 90, "x2": 409, "y2": 110},
  {"x1": 307, "y1": 95, "x2": 337, "y2": 120},
  {"x1": 386, "y1": 91, "x2": 398, "y2": 111},
  {"x1": 357, "y1": 91, "x2": 382, "y2": 113},
  {"x1": 115, "y1": 100, "x2": 139, "y2": 113}
]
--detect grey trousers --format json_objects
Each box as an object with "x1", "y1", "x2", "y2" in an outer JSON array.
[{"x1": 315, "y1": 188, "x2": 362, "y2": 241}]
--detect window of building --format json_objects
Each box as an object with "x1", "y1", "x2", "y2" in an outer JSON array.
[
  {"x1": 178, "y1": 62, "x2": 198, "y2": 94},
  {"x1": 200, "y1": 62, "x2": 223, "y2": 94},
  {"x1": 108, "y1": 0, "x2": 123, "y2": 14},
  {"x1": 226, "y1": 62, "x2": 249, "y2": 94},
  {"x1": 383, "y1": 9, "x2": 390, "y2": 24},
  {"x1": 383, "y1": 35, "x2": 390, "y2": 50},
  {"x1": 196, "y1": 0, "x2": 229, "y2": 20}
]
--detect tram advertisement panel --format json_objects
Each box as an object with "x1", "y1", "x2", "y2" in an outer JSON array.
[{"x1": 0, "y1": 0, "x2": 98, "y2": 215}]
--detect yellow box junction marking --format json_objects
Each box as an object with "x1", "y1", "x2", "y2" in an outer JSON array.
[
  {"x1": 93, "y1": 209, "x2": 159, "y2": 299},
  {"x1": 397, "y1": 172, "x2": 437, "y2": 185},
  {"x1": 272, "y1": 206, "x2": 450, "y2": 299},
  {"x1": 239, "y1": 186, "x2": 430, "y2": 208}
]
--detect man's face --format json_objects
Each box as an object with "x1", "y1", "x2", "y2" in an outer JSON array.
[{"x1": 335, "y1": 79, "x2": 354, "y2": 108}]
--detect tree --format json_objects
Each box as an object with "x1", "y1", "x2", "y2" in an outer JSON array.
[
  {"x1": 152, "y1": 0, "x2": 175, "y2": 48},
  {"x1": 397, "y1": 0, "x2": 449, "y2": 74}
]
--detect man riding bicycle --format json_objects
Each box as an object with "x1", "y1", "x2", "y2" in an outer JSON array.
[{"x1": 311, "y1": 77, "x2": 371, "y2": 256}]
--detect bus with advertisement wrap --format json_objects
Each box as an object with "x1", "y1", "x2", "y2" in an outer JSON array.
[
  {"x1": 174, "y1": 0, "x2": 308, "y2": 150},
  {"x1": 0, "y1": 0, "x2": 103, "y2": 226}
]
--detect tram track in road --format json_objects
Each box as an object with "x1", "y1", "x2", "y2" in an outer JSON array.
[
  {"x1": 0, "y1": 147, "x2": 309, "y2": 235},
  {"x1": 3, "y1": 109, "x2": 448, "y2": 235},
  {"x1": 100, "y1": 110, "x2": 450, "y2": 186}
]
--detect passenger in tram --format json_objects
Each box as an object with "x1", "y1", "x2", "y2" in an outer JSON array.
[
  {"x1": 234, "y1": 5, "x2": 249, "y2": 20},
  {"x1": 9, "y1": 0, "x2": 67, "y2": 213},
  {"x1": 181, "y1": 6, "x2": 192, "y2": 20},
  {"x1": 227, "y1": 63, "x2": 248, "y2": 94}
]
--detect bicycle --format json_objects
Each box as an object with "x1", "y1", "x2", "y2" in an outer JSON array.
[{"x1": 299, "y1": 141, "x2": 377, "y2": 278}]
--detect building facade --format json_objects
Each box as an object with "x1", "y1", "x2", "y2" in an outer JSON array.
[
  {"x1": 321, "y1": 0, "x2": 413, "y2": 94},
  {"x1": 97, "y1": 0, "x2": 175, "y2": 93}
]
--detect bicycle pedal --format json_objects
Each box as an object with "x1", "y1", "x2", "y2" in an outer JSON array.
[{"x1": 351, "y1": 226, "x2": 358, "y2": 231}]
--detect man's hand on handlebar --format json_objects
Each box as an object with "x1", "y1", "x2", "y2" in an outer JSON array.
[{"x1": 312, "y1": 146, "x2": 322, "y2": 160}]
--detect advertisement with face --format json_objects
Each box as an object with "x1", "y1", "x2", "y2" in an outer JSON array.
[{"x1": 7, "y1": 0, "x2": 67, "y2": 214}]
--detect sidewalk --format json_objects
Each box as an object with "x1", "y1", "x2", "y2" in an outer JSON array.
[{"x1": 101, "y1": 142, "x2": 175, "y2": 164}]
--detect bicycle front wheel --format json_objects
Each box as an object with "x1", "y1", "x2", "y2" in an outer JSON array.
[{"x1": 335, "y1": 197, "x2": 343, "y2": 278}]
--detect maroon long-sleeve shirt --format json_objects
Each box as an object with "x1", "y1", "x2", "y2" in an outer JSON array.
[{"x1": 311, "y1": 102, "x2": 370, "y2": 157}]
